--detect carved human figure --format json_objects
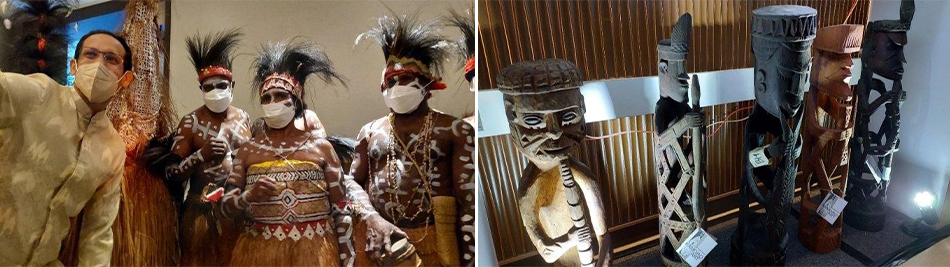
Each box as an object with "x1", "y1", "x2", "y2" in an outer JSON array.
[
  {"x1": 845, "y1": 0, "x2": 913, "y2": 232},
  {"x1": 352, "y1": 14, "x2": 477, "y2": 266},
  {"x1": 498, "y1": 59, "x2": 611, "y2": 266},
  {"x1": 797, "y1": 24, "x2": 863, "y2": 254},
  {"x1": 165, "y1": 29, "x2": 251, "y2": 266},
  {"x1": 653, "y1": 13, "x2": 707, "y2": 267},
  {"x1": 730, "y1": 5, "x2": 816, "y2": 266}
]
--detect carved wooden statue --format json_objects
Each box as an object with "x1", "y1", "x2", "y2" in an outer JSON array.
[
  {"x1": 730, "y1": 6, "x2": 816, "y2": 266},
  {"x1": 654, "y1": 13, "x2": 707, "y2": 267},
  {"x1": 498, "y1": 59, "x2": 611, "y2": 266},
  {"x1": 797, "y1": 23, "x2": 863, "y2": 254},
  {"x1": 845, "y1": 0, "x2": 913, "y2": 232}
]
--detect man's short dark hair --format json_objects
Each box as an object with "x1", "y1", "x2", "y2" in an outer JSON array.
[{"x1": 74, "y1": 30, "x2": 133, "y2": 72}]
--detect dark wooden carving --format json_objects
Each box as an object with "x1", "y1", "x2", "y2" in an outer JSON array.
[
  {"x1": 797, "y1": 23, "x2": 863, "y2": 253},
  {"x1": 730, "y1": 5, "x2": 816, "y2": 266},
  {"x1": 653, "y1": 13, "x2": 707, "y2": 267},
  {"x1": 845, "y1": 0, "x2": 914, "y2": 232}
]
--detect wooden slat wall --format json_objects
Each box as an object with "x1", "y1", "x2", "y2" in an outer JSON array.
[
  {"x1": 479, "y1": 101, "x2": 756, "y2": 263},
  {"x1": 477, "y1": 0, "x2": 872, "y2": 90}
]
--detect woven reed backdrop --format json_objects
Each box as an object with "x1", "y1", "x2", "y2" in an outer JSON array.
[
  {"x1": 478, "y1": 0, "x2": 872, "y2": 89},
  {"x1": 477, "y1": 0, "x2": 872, "y2": 263}
]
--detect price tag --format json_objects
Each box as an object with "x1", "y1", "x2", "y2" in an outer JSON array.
[
  {"x1": 676, "y1": 228, "x2": 717, "y2": 267},
  {"x1": 817, "y1": 193, "x2": 848, "y2": 224},
  {"x1": 749, "y1": 145, "x2": 770, "y2": 168}
]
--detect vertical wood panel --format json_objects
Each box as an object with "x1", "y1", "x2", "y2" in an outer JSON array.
[{"x1": 478, "y1": 0, "x2": 873, "y2": 89}]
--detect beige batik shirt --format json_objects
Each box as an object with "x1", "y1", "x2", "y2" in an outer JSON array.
[{"x1": 0, "y1": 71, "x2": 125, "y2": 266}]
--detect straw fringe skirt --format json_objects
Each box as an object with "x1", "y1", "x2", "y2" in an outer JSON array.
[
  {"x1": 180, "y1": 197, "x2": 239, "y2": 266},
  {"x1": 58, "y1": 159, "x2": 180, "y2": 266},
  {"x1": 352, "y1": 221, "x2": 442, "y2": 267},
  {"x1": 229, "y1": 224, "x2": 339, "y2": 266},
  {"x1": 111, "y1": 159, "x2": 180, "y2": 266}
]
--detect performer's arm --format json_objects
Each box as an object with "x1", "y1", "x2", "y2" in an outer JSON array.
[
  {"x1": 76, "y1": 167, "x2": 122, "y2": 267},
  {"x1": 165, "y1": 116, "x2": 229, "y2": 182},
  {"x1": 0, "y1": 71, "x2": 48, "y2": 127},
  {"x1": 346, "y1": 123, "x2": 407, "y2": 259},
  {"x1": 451, "y1": 120, "x2": 477, "y2": 266},
  {"x1": 344, "y1": 123, "x2": 380, "y2": 219},
  {"x1": 222, "y1": 147, "x2": 251, "y2": 220},
  {"x1": 318, "y1": 139, "x2": 356, "y2": 267},
  {"x1": 165, "y1": 117, "x2": 197, "y2": 182}
]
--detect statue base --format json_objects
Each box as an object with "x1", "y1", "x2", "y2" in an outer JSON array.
[
  {"x1": 798, "y1": 221, "x2": 842, "y2": 254},
  {"x1": 843, "y1": 203, "x2": 886, "y2": 232},
  {"x1": 729, "y1": 213, "x2": 787, "y2": 266}
]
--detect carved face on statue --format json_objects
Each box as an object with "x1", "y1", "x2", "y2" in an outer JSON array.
[
  {"x1": 498, "y1": 59, "x2": 587, "y2": 164},
  {"x1": 865, "y1": 31, "x2": 907, "y2": 80},
  {"x1": 753, "y1": 38, "x2": 812, "y2": 120},
  {"x1": 659, "y1": 59, "x2": 689, "y2": 102},
  {"x1": 503, "y1": 90, "x2": 586, "y2": 163},
  {"x1": 658, "y1": 13, "x2": 692, "y2": 103},
  {"x1": 813, "y1": 50, "x2": 854, "y2": 100}
]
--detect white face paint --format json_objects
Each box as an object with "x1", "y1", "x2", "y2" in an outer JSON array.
[
  {"x1": 262, "y1": 100, "x2": 295, "y2": 129},
  {"x1": 74, "y1": 61, "x2": 120, "y2": 104},
  {"x1": 383, "y1": 78, "x2": 431, "y2": 114}
]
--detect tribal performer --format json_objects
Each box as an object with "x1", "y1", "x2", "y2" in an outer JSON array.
[
  {"x1": 446, "y1": 9, "x2": 477, "y2": 126},
  {"x1": 353, "y1": 13, "x2": 477, "y2": 266},
  {"x1": 165, "y1": 29, "x2": 251, "y2": 266},
  {"x1": 221, "y1": 39, "x2": 403, "y2": 267}
]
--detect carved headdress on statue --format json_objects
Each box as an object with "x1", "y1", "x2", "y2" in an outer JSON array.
[{"x1": 358, "y1": 12, "x2": 450, "y2": 91}]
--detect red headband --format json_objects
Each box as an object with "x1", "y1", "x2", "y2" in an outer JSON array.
[
  {"x1": 463, "y1": 57, "x2": 475, "y2": 77},
  {"x1": 198, "y1": 66, "x2": 233, "y2": 82},
  {"x1": 381, "y1": 56, "x2": 447, "y2": 91},
  {"x1": 261, "y1": 73, "x2": 302, "y2": 97}
]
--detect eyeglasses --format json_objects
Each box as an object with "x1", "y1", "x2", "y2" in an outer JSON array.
[
  {"x1": 80, "y1": 48, "x2": 124, "y2": 67},
  {"x1": 201, "y1": 81, "x2": 231, "y2": 92}
]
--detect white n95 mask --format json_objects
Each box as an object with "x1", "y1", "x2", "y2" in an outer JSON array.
[
  {"x1": 383, "y1": 79, "x2": 429, "y2": 114},
  {"x1": 74, "y1": 62, "x2": 120, "y2": 104},
  {"x1": 262, "y1": 101, "x2": 295, "y2": 129},
  {"x1": 204, "y1": 89, "x2": 232, "y2": 113}
]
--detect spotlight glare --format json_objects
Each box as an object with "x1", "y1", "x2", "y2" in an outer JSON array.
[{"x1": 914, "y1": 191, "x2": 935, "y2": 208}]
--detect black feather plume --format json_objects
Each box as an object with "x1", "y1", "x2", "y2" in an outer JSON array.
[
  {"x1": 252, "y1": 39, "x2": 346, "y2": 98},
  {"x1": 186, "y1": 28, "x2": 242, "y2": 73},
  {"x1": 446, "y1": 9, "x2": 475, "y2": 62},
  {"x1": 0, "y1": 0, "x2": 75, "y2": 85},
  {"x1": 357, "y1": 13, "x2": 450, "y2": 77}
]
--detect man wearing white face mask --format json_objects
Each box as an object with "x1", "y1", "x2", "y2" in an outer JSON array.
[
  {"x1": 352, "y1": 14, "x2": 477, "y2": 266},
  {"x1": 165, "y1": 29, "x2": 251, "y2": 266},
  {"x1": 0, "y1": 30, "x2": 133, "y2": 266}
]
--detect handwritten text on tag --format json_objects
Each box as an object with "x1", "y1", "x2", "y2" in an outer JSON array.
[{"x1": 676, "y1": 228, "x2": 717, "y2": 267}]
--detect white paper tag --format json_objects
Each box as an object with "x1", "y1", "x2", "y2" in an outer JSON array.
[
  {"x1": 676, "y1": 228, "x2": 718, "y2": 267},
  {"x1": 749, "y1": 145, "x2": 770, "y2": 168},
  {"x1": 817, "y1": 193, "x2": 848, "y2": 224}
]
